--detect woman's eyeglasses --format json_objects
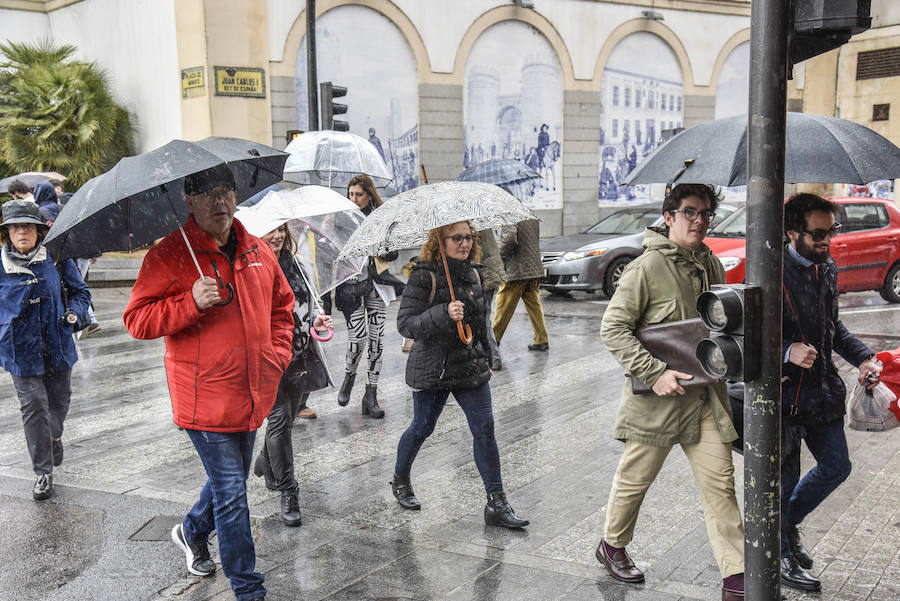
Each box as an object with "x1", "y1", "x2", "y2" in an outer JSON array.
[
  {"x1": 445, "y1": 234, "x2": 474, "y2": 245},
  {"x1": 669, "y1": 207, "x2": 716, "y2": 222},
  {"x1": 802, "y1": 224, "x2": 841, "y2": 242}
]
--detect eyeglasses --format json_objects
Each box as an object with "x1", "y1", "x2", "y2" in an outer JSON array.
[
  {"x1": 802, "y1": 224, "x2": 841, "y2": 242},
  {"x1": 445, "y1": 234, "x2": 474, "y2": 245},
  {"x1": 197, "y1": 186, "x2": 236, "y2": 203},
  {"x1": 670, "y1": 207, "x2": 716, "y2": 222}
]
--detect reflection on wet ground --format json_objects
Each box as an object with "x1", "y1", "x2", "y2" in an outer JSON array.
[{"x1": 1, "y1": 288, "x2": 898, "y2": 600}]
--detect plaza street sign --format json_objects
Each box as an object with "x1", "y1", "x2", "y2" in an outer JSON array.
[
  {"x1": 181, "y1": 67, "x2": 205, "y2": 98},
  {"x1": 214, "y1": 66, "x2": 266, "y2": 98}
]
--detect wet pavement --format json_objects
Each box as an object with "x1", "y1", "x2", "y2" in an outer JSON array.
[{"x1": 1, "y1": 287, "x2": 900, "y2": 601}]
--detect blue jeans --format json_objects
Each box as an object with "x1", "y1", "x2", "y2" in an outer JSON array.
[
  {"x1": 780, "y1": 417, "x2": 852, "y2": 557},
  {"x1": 183, "y1": 429, "x2": 264, "y2": 601},
  {"x1": 395, "y1": 382, "x2": 503, "y2": 493}
]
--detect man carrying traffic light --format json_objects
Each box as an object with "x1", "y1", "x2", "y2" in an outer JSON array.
[
  {"x1": 599, "y1": 184, "x2": 745, "y2": 601},
  {"x1": 779, "y1": 193, "x2": 882, "y2": 592}
]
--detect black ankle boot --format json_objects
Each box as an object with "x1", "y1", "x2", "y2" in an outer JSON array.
[
  {"x1": 280, "y1": 487, "x2": 302, "y2": 527},
  {"x1": 337, "y1": 372, "x2": 355, "y2": 406},
  {"x1": 484, "y1": 492, "x2": 528, "y2": 529},
  {"x1": 391, "y1": 475, "x2": 421, "y2": 510},
  {"x1": 362, "y1": 384, "x2": 385, "y2": 418}
]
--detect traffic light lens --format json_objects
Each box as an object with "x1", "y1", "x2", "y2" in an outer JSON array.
[
  {"x1": 705, "y1": 344, "x2": 728, "y2": 376},
  {"x1": 707, "y1": 299, "x2": 728, "y2": 329}
]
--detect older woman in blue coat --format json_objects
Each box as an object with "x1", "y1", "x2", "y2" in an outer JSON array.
[{"x1": 0, "y1": 200, "x2": 90, "y2": 500}]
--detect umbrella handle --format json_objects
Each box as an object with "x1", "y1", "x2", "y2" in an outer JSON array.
[
  {"x1": 438, "y1": 238, "x2": 473, "y2": 346},
  {"x1": 456, "y1": 322, "x2": 473, "y2": 345},
  {"x1": 310, "y1": 324, "x2": 333, "y2": 342}
]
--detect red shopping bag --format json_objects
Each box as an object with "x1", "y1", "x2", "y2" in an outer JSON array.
[{"x1": 875, "y1": 349, "x2": 900, "y2": 421}]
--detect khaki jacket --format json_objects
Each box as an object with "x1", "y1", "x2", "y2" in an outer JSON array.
[{"x1": 600, "y1": 227, "x2": 737, "y2": 446}]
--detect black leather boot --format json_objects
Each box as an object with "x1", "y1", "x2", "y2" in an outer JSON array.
[
  {"x1": 361, "y1": 384, "x2": 385, "y2": 418},
  {"x1": 280, "y1": 486, "x2": 302, "y2": 527},
  {"x1": 391, "y1": 475, "x2": 421, "y2": 510},
  {"x1": 484, "y1": 492, "x2": 528, "y2": 529},
  {"x1": 337, "y1": 372, "x2": 355, "y2": 406},
  {"x1": 788, "y1": 525, "x2": 814, "y2": 569}
]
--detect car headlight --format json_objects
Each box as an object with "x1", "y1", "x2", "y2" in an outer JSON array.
[
  {"x1": 719, "y1": 256, "x2": 741, "y2": 271},
  {"x1": 562, "y1": 249, "x2": 607, "y2": 261}
]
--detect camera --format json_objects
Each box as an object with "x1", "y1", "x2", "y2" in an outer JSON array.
[{"x1": 62, "y1": 311, "x2": 78, "y2": 326}]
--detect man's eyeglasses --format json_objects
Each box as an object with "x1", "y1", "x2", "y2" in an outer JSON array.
[
  {"x1": 669, "y1": 207, "x2": 716, "y2": 222},
  {"x1": 802, "y1": 224, "x2": 841, "y2": 242},
  {"x1": 445, "y1": 234, "x2": 474, "y2": 245}
]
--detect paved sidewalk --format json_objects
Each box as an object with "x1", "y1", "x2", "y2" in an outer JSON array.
[{"x1": 1, "y1": 288, "x2": 899, "y2": 601}]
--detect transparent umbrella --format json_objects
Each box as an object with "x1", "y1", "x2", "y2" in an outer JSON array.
[{"x1": 282, "y1": 130, "x2": 392, "y2": 188}]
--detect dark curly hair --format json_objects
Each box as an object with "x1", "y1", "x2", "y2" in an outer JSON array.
[
  {"x1": 784, "y1": 193, "x2": 838, "y2": 234},
  {"x1": 418, "y1": 222, "x2": 482, "y2": 264},
  {"x1": 662, "y1": 183, "x2": 722, "y2": 215}
]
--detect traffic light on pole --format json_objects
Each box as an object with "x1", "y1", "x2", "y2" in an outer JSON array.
[
  {"x1": 695, "y1": 284, "x2": 761, "y2": 382},
  {"x1": 320, "y1": 82, "x2": 348, "y2": 131}
]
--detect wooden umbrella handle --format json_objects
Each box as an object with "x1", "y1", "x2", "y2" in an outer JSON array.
[{"x1": 438, "y1": 242, "x2": 473, "y2": 345}]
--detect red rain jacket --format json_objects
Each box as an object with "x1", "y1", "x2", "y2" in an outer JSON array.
[{"x1": 124, "y1": 216, "x2": 294, "y2": 432}]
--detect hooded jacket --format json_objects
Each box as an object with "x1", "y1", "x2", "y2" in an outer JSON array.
[
  {"x1": 0, "y1": 246, "x2": 90, "y2": 376},
  {"x1": 781, "y1": 245, "x2": 872, "y2": 423},
  {"x1": 600, "y1": 227, "x2": 736, "y2": 446},
  {"x1": 397, "y1": 258, "x2": 491, "y2": 390},
  {"x1": 33, "y1": 182, "x2": 60, "y2": 220},
  {"x1": 124, "y1": 216, "x2": 294, "y2": 432}
]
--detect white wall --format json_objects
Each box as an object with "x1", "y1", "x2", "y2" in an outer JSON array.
[
  {"x1": 46, "y1": 0, "x2": 181, "y2": 152},
  {"x1": 266, "y1": 0, "x2": 749, "y2": 87},
  {"x1": 0, "y1": 8, "x2": 50, "y2": 51}
]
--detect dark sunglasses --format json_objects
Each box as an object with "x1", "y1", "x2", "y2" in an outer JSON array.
[
  {"x1": 802, "y1": 224, "x2": 841, "y2": 242},
  {"x1": 445, "y1": 234, "x2": 474, "y2": 245},
  {"x1": 669, "y1": 207, "x2": 716, "y2": 222}
]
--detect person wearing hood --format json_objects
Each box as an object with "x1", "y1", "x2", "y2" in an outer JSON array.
[
  {"x1": 597, "y1": 184, "x2": 745, "y2": 601},
  {"x1": 33, "y1": 181, "x2": 61, "y2": 220},
  {"x1": 0, "y1": 200, "x2": 91, "y2": 500}
]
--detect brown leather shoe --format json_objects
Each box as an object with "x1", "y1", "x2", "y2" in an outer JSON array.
[
  {"x1": 297, "y1": 407, "x2": 317, "y2": 419},
  {"x1": 596, "y1": 540, "x2": 644, "y2": 583}
]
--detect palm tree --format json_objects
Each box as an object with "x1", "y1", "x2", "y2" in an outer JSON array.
[{"x1": 0, "y1": 40, "x2": 136, "y2": 189}]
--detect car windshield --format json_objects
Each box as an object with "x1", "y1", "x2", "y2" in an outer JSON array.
[
  {"x1": 708, "y1": 206, "x2": 746, "y2": 237},
  {"x1": 585, "y1": 209, "x2": 660, "y2": 235}
]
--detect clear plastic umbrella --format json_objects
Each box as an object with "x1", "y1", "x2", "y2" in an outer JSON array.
[
  {"x1": 234, "y1": 185, "x2": 366, "y2": 298},
  {"x1": 282, "y1": 130, "x2": 392, "y2": 188}
]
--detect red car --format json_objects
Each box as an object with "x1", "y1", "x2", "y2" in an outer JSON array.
[{"x1": 705, "y1": 197, "x2": 900, "y2": 303}]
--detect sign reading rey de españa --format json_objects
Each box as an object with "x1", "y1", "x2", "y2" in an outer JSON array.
[
  {"x1": 181, "y1": 67, "x2": 205, "y2": 98},
  {"x1": 214, "y1": 67, "x2": 266, "y2": 98}
]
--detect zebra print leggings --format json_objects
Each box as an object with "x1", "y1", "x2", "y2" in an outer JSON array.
[{"x1": 344, "y1": 289, "x2": 387, "y2": 385}]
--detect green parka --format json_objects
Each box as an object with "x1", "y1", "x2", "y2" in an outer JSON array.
[{"x1": 600, "y1": 227, "x2": 737, "y2": 447}]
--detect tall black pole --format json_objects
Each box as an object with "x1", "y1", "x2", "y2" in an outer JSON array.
[
  {"x1": 306, "y1": 0, "x2": 319, "y2": 131},
  {"x1": 745, "y1": 0, "x2": 788, "y2": 599}
]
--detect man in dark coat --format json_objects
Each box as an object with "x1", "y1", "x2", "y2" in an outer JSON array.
[{"x1": 779, "y1": 193, "x2": 881, "y2": 592}]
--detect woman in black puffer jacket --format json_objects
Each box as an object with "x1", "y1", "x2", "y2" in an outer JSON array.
[{"x1": 391, "y1": 220, "x2": 528, "y2": 529}]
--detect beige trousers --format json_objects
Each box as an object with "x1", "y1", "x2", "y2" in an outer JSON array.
[
  {"x1": 604, "y1": 405, "x2": 745, "y2": 578},
  {"x1": 492, "y1": 278, "x2": 549, "y2": 345}
]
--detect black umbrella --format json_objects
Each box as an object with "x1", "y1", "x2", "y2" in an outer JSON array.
[
  {"x1": 623, "y1": 112, "x2": 900, "y2": 187},
  {"x1": 44, "y1": 137, "x2": 287, "y2": 262}
]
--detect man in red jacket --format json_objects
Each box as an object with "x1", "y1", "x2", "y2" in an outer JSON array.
[{"x1": 124, "y1": 165, "x2": 293, "y2": 601}]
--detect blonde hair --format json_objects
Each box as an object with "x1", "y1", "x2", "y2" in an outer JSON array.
[{"x1": 418, "y1": 222, "x2": 482, "y2": 263}]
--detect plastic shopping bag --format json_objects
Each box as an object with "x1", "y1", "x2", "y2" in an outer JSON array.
[{"x1": 847, "y1": 380, "x2": 899, "y2": 432}]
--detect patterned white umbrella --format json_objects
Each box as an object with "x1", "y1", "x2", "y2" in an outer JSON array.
[{"x1": 336, "y1": 181, "x2": 537, "y2": 260}]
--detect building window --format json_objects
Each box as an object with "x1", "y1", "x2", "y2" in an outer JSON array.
[
  {"x1": 669, "y1": 94, "x2": 675, "y2": 111},
  {"x1": 613, "y1": 86, "x2": 619, "y2": 107},
  {"x1": 612, "y1": 119, "x2": 618, "y2": 138},
  {"x1": 873, "y1": 103, "x2": 890, "y2": 121},
  {"x1": 625, "y1": 88, "x2": 631, "y2": 108},
  {"x1": 857, "y1": 47, "x2": 900, "y2": 80},
  {"x1": 635, "y1": 90, "x2": 641, "y2": 108},
  {"x1": 677, "y1": 95, "x2": 682, "y2": 112},
  {"x1": 647, "y1": 93, "x2": 654, "y2": 109}
]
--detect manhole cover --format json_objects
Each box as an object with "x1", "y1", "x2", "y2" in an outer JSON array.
[{"x1": 129, "y1": 515, "x2": 183, "y2": 541}]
